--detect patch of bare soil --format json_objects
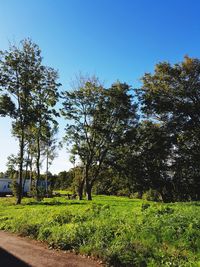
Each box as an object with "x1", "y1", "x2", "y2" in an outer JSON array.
[{"x1": 0, "y1": 231, "x2": 103, "y2": 267}]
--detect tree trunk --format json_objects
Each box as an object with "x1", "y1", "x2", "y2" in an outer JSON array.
[
  {"x1": 84, "y1": 164, "x2": 92, "y2": 200},
  {"x1": 46, "y1": 149, "x2": 49, "y2": 197},
  {"x1": 86, "y1": 184, "x2": 92, "y2": 200},
  {"x1": 22, "y1": 152, "x2": 30, "y2": 195},
  {"x1": 29, "y1": 155, "x2": 33, "y2": 192},
  {"x1": 86, "y1": 179, "x2": 92, "y2": 200},
  {"x1": 78, "y1": 179, "x2": 85, "y2": 200},
  {"x1": 36, "y1": 133, "x2": 41, "y2": 199},
  {"x1": 16, "y1": 132, "x2": 24, "y2": 205}
]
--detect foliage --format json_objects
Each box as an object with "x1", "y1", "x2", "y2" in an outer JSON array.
[
  {"x1": 0, "y1": 39, "x2": 42, "y2": 203},
  {"x1": 29, "y1": 183, "x2": 45, "y2": 201},
  {"x1": 61, "y1": 77, "x2": 137, "y2": 200},
  {"x1": 54, "y1": 171, "x2": 73, "y2": 190},
  {"x1": 0, "y1": 39, "x2": 60, "y2": 203},
  {"x1": 11, "y1": 181, "x2": 20, "y2": 198},
  {"x1": 142, "y1": 189, "x2": 163, "y2": 202},
  {"x1": 139, "y1": 56, "x2": 200, "y2": 201},
  {"x1": 2, "y1": 51, "x2": 200, "y2": 203}
]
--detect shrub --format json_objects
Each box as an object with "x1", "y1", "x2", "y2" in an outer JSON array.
[
  {"x1": 130, "y1": 191, "x2": 143, "y2": 199},
  {"x1": 52, "y1": 212, "x2": 73, "y2": 224},
  {"x1": 29, "y1": 184, "x2": 45, "y2": 201},
  {"x1": 106, "y1": 241, "x2": 150, "y2": 267},
  {"x1": 116, "y1": 188, "x2": 130, "y2": 197},
  {"x1": 142, "y1": 189, "x2": 162, "y2": 202}
]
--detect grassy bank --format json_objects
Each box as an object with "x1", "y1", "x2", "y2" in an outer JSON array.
[{"x1": 0, "y1": 195, "x2": 200, "y2": 266}]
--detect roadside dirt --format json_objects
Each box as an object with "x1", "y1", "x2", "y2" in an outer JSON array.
[{"x1": 0, "y1": 231, "x2": 103, "y2": 267}]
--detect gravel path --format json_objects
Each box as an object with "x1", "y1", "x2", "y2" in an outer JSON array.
[{"x1": 0, "y1": 231, "x2": 102, "y2": 267}]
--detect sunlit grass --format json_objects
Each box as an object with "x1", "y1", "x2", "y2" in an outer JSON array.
[{"x1": 0, "y1": 195, "x2": 200, "y2": 266}]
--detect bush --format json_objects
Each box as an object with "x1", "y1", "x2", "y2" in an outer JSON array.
[
  {"x1": 116, "y1": 188, "x2": 130, "y2": 197},
  {"x1": 130, "y1": 191, "x2": 143, "y2": 199},
  {"x1": 29, "y1": 184, "x2": 45, "y2": 201},
  {"x1": 106, "y1": 241, "x2": 150, "y2": 267},
  {"x1": 52, "y1": 212, "x2": 73, "y2": 225},
  {"x1": 142, "y1": 189, "x2": 162, "y2": 202}
]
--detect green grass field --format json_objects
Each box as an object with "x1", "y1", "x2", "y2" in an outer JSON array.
[{"x1": 0, "y1": 195, "x2": 200, "y2": 266}]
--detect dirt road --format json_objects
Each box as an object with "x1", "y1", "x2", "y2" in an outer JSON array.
[{"x1": 0, "y1": 231, "x2": 102, "y2": 267}]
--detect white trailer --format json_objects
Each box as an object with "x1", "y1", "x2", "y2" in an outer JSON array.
[{"x1": 0, "y1": 178, "x2": 30, "y2": 196}]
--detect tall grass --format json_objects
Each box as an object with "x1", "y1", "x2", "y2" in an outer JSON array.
[{"x1": 0, "y1": 196, "x2": 200, "y2": 266}]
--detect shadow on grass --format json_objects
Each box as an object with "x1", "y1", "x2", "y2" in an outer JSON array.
[
  {"x1": 26, "y1": 201, "x2": 87, "y2": 206},
  {"x1": 181, "y1": 202, "x2": 200, "y2": 207},
  {"x1": 0, "y1": 247, "x2": 31, "y2": 267}
]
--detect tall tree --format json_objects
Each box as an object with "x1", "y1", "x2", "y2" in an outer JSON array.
[
  {"x1": 0, "y1": 39, "x2": 60, "y2": 203},
  {"x1": 61, "y1": 78, "x2": 137, "y2": 200},
  {"x1": 139, "y1": 56, "x2": 200, "y2": 200},
  {"x1": 0, "y1": 39, "x2": 42, "y2": 203},
  {"x1": 32, "y1": 66, "x2": 60, "y2": 199}
]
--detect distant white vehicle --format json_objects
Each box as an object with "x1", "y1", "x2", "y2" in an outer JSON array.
[{"x1": 0, "y1": 178, "x2": 30, "y2": 196}]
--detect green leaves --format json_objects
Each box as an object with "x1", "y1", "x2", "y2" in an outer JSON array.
[
  {"x1": 61, "y1": 78, "x2": 138, "y2": 199},
  {"x1": 0, "y1": 39, "x2": 60, "y2": 203},
  {"x1": 139, "y1": 56, "x2": 200, "y2": 201},
  {"x1": 0, "y1": 94, "x2": 15, "y2": 117}
]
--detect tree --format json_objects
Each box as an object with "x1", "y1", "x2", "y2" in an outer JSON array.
[
  {"x1": 6, "y1": 154, "x2": 19, "y2": 179},
  {"x1": 43, "y1": 124, "x2": 58, "y2": 195},
  {"x1": 32, "y1": 65, "x2": 60, "y2": 199},
  {"x1": 61, "y1": 78, "x2": 137, "y2": 200},
  {"x1": 139, "y1": 56, "x2": 200, "y2": 200},
  {"x1": 133, "y1": 121, "x2": 172, "y2": 201},
  {"x1": 54, "y1": 170, "x2": 73, "y2": 190},
  {"x1": 0, "y1": 40, "x2": 41, "y2": 203},
  {"x1": 0, "y1": 39, "x2": 60, "y2": 203}
]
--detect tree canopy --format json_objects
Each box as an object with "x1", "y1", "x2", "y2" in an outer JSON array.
[
  {"x1": 61, "y1": 78, "x2": 137, "y2": 200},
  {"x1": 1, "y1": 39, "x2": 200, "y2": 203}
]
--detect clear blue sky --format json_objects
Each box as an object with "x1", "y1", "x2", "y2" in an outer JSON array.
[{"x1": 1, "y1": 0, "x2": 200, "y2": 173}]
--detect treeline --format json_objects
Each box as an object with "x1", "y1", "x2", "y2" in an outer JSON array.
[{"x1": 1, "y1": 39, "x2": 200, "y2": 203}]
